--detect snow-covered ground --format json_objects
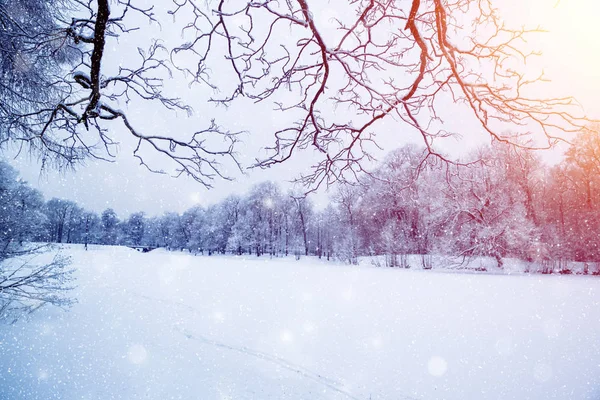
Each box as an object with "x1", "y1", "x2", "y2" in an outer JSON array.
[{"x1": 1, "y1": 245, "x2": 600, "y2": 400}]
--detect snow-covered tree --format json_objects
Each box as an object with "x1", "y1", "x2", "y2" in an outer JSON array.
[
  {"x1": 333, "y1": 184, "x2": 362, "y2": 265},
  {"x1": 441, "y1": 144, "x2": 539, "y2": 268},
  {"x1": 123, "y1": 212, "x2": 146, "y2": 246},
  {"x1": 539, "y1": 127, "x2": 600, "y2": 263},
  {"x1": 290, "y1": 194, "x2": 313, "y2": 257},
  {"x1": 0, "y1": 0, "x2": 75, "y2": 157},
  {"x1": 313, "y1": 206, "x2": 339, "y2": 261},
  {"x1": 1, "y1": 0, "x2": 240, "y2": 186},
  {"x1": 100, "y1": 208, "x2": 119, "y2": 245},
  {"x1": 206, "y1": 196, "x2": 241, "y2": 255},
  {"x1": 0, "y1": 162, "x2": 73, "y2": 323},
  {"x1": 183, "y1": 207, "x2": 205, "y2": 254},
  {"x1": 44, "y1": 198, "x2": 80, "y2": 244},
  {"x1": 360, "y1": 145, "x2": 435, "y2": 265},
  {"x1": 0, "y1": 164, "x2": 47, "y2": 246},
  {"x1": 79, "y1": 211, "x2": 101, "y2": 249}
]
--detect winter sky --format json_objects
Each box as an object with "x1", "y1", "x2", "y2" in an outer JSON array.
[{"x1": 3, "y1": 0, "x2": 600, "y2": 218}]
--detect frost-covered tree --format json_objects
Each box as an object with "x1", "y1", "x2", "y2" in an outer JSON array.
[
  {"x1": 229, "y1": 182, "x2": 284, "y2": 257},
  {"x1": 441, "y1": 144, "x2": 539, "y2": 268},
  {"x1": 1, "y1": 162, "x2": 39, "y2": 249},
  {"x1": 79, "y1": 211, "x2": 101, "y2": 249},
  {"x1": 360, "y1": 145, "x2": 434, "y2": 265},
  {"x1": 100, "y1": 208, "x2": 119, "y2": 245},
  {"x1": 184, "y1": 207, "x2": 206, "y2": 254},
  {"x1": 539, "y1": 127, "x2": 600, "y2": 263},
  {"x1": 0, "y1": 0, "x2": 75, "y2": 157},
  {"x1": 291, "y1": 194, "x2": 313, "y2": 257},
  {"x1": 142, "y1": 216, "x2": 162, "y2": 248},
  {"x1": 43, "y1": 198, "x2": 80, "y2": 244},
  {"x1": 314, "y1": 205, "x2": 340, "y2": 261},
  {"x1": 0, "y1": 169, "x2": 47, "y2": 245},
  {"x1": 204, "y1": 196, "x2": 240, "y2": 255},
  {"x1": 564, "y1": 127, "x2": 600, "y2": 211},
  {"x1": 161, "y1": 212, "x2": 187, "y2": 250},
  {"x1": 226, "y1": 206, "x2": 252, "y2": 256},
  {"x1": 333, "y1": 184, "x2": 362, "y2": 265},
  {"x1": 0, "y1": 249, "x2": 73, "y2": 323},
  {"x1": 151, "y1": 214, "x2": 184, "y2": 249},
  {"x1": 278, "y1": 196, "x2": 297, "y2": 257},
  {"x1": 123, "y1": 212, "x2": 146, "y2": 246},
  {"x1": 0, "y1": 162, "x2": 73, "y2": 323},
  {"x1": 1, "y1": 0, "x2": 240, "y2": 184}
]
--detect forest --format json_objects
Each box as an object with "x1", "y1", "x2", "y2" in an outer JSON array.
[{"x1": 3, "y1": 131, "x2": 600, "y2": 274}]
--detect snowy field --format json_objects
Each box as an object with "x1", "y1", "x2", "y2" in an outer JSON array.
[{"x1": 1, "y1": 245, "x2": 600, "y2": 400}]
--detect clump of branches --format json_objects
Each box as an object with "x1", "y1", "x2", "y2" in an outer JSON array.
[
  {"x1": 169, "y1": 0, "x2": 589, "y2": 189},
  {"x1": 1, "y1": 0, "x2": 591, "y2": 190},
  {"x1": 1, "y1": 0, "x2": 240, "y2": 187},
  {"x1": 0, "y1": 243, "x2": 74, "y2": 324}
]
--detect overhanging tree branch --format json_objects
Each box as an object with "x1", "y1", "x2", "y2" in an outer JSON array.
[
  {"x1": 169, "y1": 0, "x2": 591, "y2": 190},
  {"x1": 1, "y1": 0, "x2": 242, "y2": 188}
]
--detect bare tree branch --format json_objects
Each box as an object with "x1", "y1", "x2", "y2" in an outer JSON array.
[
  {"x1": 169, "y1": 0, "x2": 591, "y2": 190},
  {"x1": 1, "y1": 0, "x2": 241, "y2": 187},
  {"x1": 0, "y1": 244, "x2": 74, "y2": 324}
]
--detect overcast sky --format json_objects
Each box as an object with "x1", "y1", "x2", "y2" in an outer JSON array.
[{"x1": 3, "y1": 0, "x2": 600, "y2": 219}]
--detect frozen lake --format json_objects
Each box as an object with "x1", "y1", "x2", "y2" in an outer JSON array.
[{"x1": 1, "y1": 245, "x2": 599, "y2": 400}]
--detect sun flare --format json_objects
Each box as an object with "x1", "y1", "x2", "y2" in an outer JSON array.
[{"x1": 512, "y1": 0, "x2": 600, "y2": 116}]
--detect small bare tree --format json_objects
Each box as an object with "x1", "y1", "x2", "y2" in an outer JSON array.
[{"x1": 0, "y1": 246, "x2": 74, "y2": 324}]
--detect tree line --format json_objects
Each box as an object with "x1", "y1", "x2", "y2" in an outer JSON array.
[{"x1": 3, "y1": 130, "x2": 600, "y2": 274}]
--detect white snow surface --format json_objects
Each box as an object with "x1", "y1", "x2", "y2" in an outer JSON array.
[{"x1": 1, "y1": 245, "x2": 600, "y2": 400}]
